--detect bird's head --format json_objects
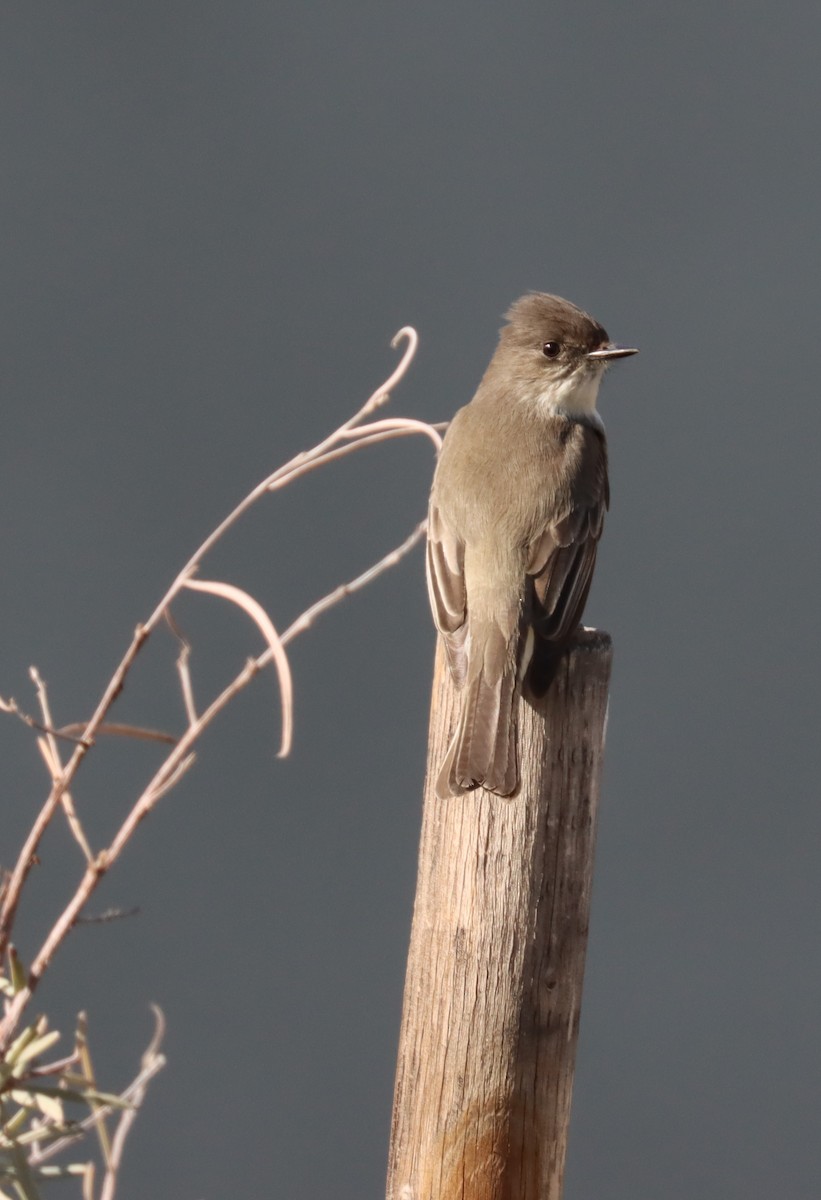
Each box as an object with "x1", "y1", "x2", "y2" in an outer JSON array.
[{"x1": 496, "y1": 292, "x2": 637, "y2": 418}]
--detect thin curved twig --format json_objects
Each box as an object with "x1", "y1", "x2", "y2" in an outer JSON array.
[{"x1": 0, "y1": 326, "x2": 434, "y2": 1053}]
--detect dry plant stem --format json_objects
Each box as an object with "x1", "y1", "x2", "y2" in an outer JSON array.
[
  {"x1": 74, "y1": 906, "x2": 141, "y2": 926},
  {"x1": 97, "y1": 1007, "x2": 165, "y2": 1200},
  {"x1": 0, "y1": 519, "x2": 428, "y2": 1043},
  {"x1": 266, "y1": 418, "x2": 443, "y2": 490},
  {"x1": 58, "y1": 724, "x2": 178, "y2": 745},
  {"x1": 28, "y1": 1008, "x2": 166, "y2": 1170},
  {"x1": 31, "y1": 670, "x2": 93, "y2": 863},
  {"x1": 181, "y1": 577, "x2": 294, "y2": 756},
  {"x1": 280, "y1": 520, "x2": 427, "y2": 643},
  {"x1": 30, "y1": 667, "x2": 62, "y2": 774},
  {"x1": 36, "y1": 740, "x2": 93, "y2": 864},
  {"x1": 0, "y1": 327, "x2": 434, "y2": 1050},
  {"x1": 0, "y1": 623, "x2": 149, "y2": 963},
  {"x1": 0, "y1": 326, "x2": 421, "y2": 964},
  {"x1": 114, "y1": 524, "x2": 429, "y2": 853},
  {"x1": 176, "y1": 646, "x2": 198, "y2": 725},
  {"x1": 165, "y1": 610, "x2": 198, "y2": 724},
  {"x1": 0, "y1": 695, "x2": 88, "y2": 745},
  {"x1": 262, "y1": 328, "x2": 421, "y2": 492},
  {"x1": 75, "y1": 1013, "x2": 112, "y2": 1166}
]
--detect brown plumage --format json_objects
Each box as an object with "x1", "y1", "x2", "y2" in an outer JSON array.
[{"x1": 426, "y1": 293, "x2": 635, "y2": 798}]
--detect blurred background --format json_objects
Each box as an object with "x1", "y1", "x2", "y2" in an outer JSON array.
[{"x1": 1, "y1": 3, "x2": 820, "y2": 1197}]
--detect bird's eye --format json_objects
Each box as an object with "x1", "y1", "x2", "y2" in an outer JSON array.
[{"x1": 542, "y1": 341, "x2": 561, "y2": 359}]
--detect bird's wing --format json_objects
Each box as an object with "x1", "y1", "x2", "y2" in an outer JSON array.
[
  {"x1": 525, "y1": 426, "x2": 609, "y2": 642},
  {"x1": 426, "y1": 503, "x2": 469, "y2": 685}
]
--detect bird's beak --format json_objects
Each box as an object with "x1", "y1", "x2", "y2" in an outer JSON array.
[{"x1": 587, "y1": 344, "x2": 639, "y2": 361}]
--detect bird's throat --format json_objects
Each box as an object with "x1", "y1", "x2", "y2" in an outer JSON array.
[{"x1": 529, "y1": 367, "x2": 605, "y2": 425}]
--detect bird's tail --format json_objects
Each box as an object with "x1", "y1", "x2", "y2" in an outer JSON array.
[
  {"x1": 522, "y1": 632, "x2": 564, "y2": 700},
  {"x1": 436, "y1": 658, "x2": 519, "y2": 799}
]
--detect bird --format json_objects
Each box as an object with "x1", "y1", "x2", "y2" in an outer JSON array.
[{"x1": 426, "y1": 292, "x2": 637, "y2": 798}]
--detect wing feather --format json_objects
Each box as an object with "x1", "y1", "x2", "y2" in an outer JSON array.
[
  {"x1": 426, "y1": 503, "x2": 468, "y2": 685},
  {"x1": 526, "y1": 424, "x2": 608, "y2": 643}
]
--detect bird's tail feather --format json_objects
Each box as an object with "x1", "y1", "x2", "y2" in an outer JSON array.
[{"x1": 436, "y1": 663, "x2": 519, "y2": 799}]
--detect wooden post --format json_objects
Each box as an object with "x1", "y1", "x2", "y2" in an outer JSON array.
[{"x1": 386, "y1": 630, "x2": 612, "y2": 1200}]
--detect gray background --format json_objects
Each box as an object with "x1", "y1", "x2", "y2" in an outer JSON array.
[{"x1": 1, "y1": 3, "x2": 819, "y2": 1197}]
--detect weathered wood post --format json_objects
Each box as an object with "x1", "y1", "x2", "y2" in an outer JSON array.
[{"x1": 387, "y1": 630, "x2": 612, "y2": 1200}]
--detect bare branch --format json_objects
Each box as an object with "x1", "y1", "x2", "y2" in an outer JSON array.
[
  {"x1": 35, "y1": 739, "x2": 93, "y2": 864},
  {"x1": 182, "y1": 578, "x2": 293, "y2": 757},
  {"x1": 163, "y1": 609, "x2": 199, "y2": 725},
  {"x1": 282, "y1": 520, "x2": 427, "y2": 644},
  {"x1": 138, "y1": 752, "x2": 196, "y2": 808},
  {"x1": 0, "y1": 325, "x2": 430, "y2": 1046},
  {"x1": 0, "y1": 623, "x2": 150, "y2": 966},
  {"x1": 57, "y1": 723, "x2": 177, "y2": 746},
  {"x1": 1, "y1": 520, "x2": 428, "y2": 1040},
  {"x1": 0, "y1": 694, "x2": 89, "y2": 745},
  {"x1": 347, "y1": 415, "x2": 445, "y2": 444},
  {"x1": 74, "y1": 908, "x2": 140, "y2": 927},
  {"x1": 29, "y1": 668, "x2": 59, "y2": 758},
  {"x1": 367, "y1": 325, "x2": 420, "y2": 414},
  {"x1": 27, "y1": 1008, "x2": 166, "y2": 1173},
  {"x1": 177, "y1": 646, "x2": 197, "y2": 727},
  {"x1": 267, "y1": 416, "x2": 442, "y2": 493},
  {"x1": 97, "y1": 1008, "x2": 165, "y2": 1200},
  {"x1": 28, "y1": 670, "x2": 96, "y2": 868}
]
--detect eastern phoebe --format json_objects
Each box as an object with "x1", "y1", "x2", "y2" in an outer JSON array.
[{"x1": 427, "y1": 292, "x2": 637, "y2": 798}]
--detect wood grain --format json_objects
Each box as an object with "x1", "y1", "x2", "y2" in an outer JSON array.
[{"x1": 387, "y1": 631, "x2": 612, "y2": 1200}]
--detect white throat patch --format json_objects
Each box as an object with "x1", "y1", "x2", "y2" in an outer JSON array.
[{"x1": 523, "y1": 365, "x2": 605, "y2": 426}]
